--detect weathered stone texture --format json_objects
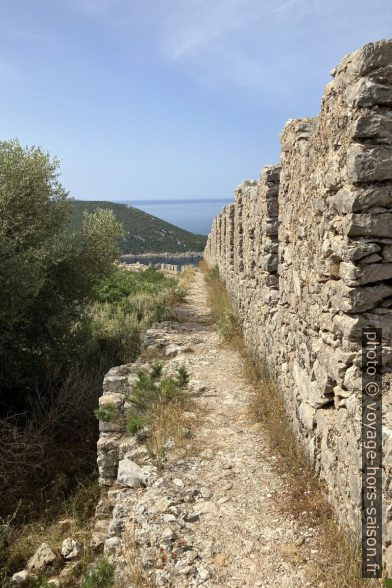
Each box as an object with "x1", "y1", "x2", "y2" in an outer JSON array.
[{"x1": 204, "y1": 40, "x2": 392, "y2": 574}]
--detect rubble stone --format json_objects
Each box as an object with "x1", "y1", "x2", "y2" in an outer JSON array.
[{"x1": 26, "y1": 542, "x2": 57, "y2": 572}]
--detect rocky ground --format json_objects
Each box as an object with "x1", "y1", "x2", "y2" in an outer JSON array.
[
  {"x1": 9, "y1": 270, "x2": 334, "y2": 587},
  {"x1": 96, "y1": 269, "x2": 328, "y2": 587}
]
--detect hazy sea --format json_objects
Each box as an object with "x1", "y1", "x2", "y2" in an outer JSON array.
[{"x1": 116, "y1": 199, "x2": 231, "y2": 235}]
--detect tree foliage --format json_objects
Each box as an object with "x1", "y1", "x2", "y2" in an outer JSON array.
[{"x1": 0, "y1": 140, "x2": 123, "y2": 408}]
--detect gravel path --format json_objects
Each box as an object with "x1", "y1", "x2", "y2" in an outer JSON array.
[
  {"x1": 152, "y1": 271, "x2": 323, "y2": 586},
  {"x1": 114, "y1": 270, "x2": 326, "y2": 587}
]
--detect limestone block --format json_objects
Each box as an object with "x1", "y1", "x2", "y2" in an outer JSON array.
[
  {"x1": 314, "y1": 339, "x2": 355, "y2": 381},
  {"x1": 265, "y1": 198, "x2": 278, "y2": 217},
  {"x1": 99, "y1": 393, "x2": 123, "y2": 408},
  {"x1": 27, "y1": 543, "x2": 57, "y2": 571},
  {"x1": 331, "y1": 186, "x2": 392, "y2": 213},
  {"x1": 343, "y1": 365, "x2": 361, "y2": 392},
  {"x1": 297, "y1": 402, "x2": 316, "y2": 431},
  {"x1": 351, "y1": 112, "x2": 392, "y2": 143},
  {"x1": 264, "y1": 220, "x2": 279, "y2": 236},
  {"x1": 103, "y1": 375, "x2": 128, "y2": 395},
  {"x1": 346, "y1": 144, "x2": 392, "y2": 183},
  {"x1": 332, "y1": 281, "x2": 392, "y2": 313},
  {"x1": 345, "y1": 78, "x2": 392, "y2": 108},
  {"x1": 11, "y1": 571, "x2": 35, "y2": 586},
  {"x1": 339, "y1": 261, "x2": 392, "y2": 286},
  {"x1": 293, "y1": 360, "x2": 332, "y2": 409},
  {"x1": 334, "y1": 311, "x2": 392, "y2": 342},
  {"x1": 383, "y1": 245, "x2": 392, "y2": 262},
  {"x1": 361, "y1": 253, "x2": 383, "y2": 264},
  {"x1": 324, "y1": 159, "x2": 342, "y2": 190},
  {"x1": 330, "y1": 235, "x2": 381, "y2": 262},
  {"x1": 116, "y1": 454, "x2": 152, "y2": 488},
  {"x1": 332, "y1": 314, "x2": 362, "y2": 340},
  {"x1": 344, "y1": 40, "x2": 392, "y2": 77},
  {"x1": 312, "y1": 359, "x2": 335, "y2": 394},
  {"x1": 61, "y1": 538, "x2": 83, "y2": 560},
  {"x1": 339, "y1": 212, "x2": 392, "y2": 238},
  {"x1": 264, "y1": 274, "x2": 279, "y2": 288},
  {"x1": 260, "y1": 254, "x2": 278, "y2": 273},
  {"x1": 97, "y1": 435, "x2": 119, "y2": 479},
  {"x1": 262, "y1": 164, "x2": 281, "y2": 183},
  {"x1": 99, "y1": 421, "x2": 123, "y2": 433}
]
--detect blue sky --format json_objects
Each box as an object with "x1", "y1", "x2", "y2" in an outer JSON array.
[{"x1": 1, "y1": 1, "x2": 391, "y2": 201}]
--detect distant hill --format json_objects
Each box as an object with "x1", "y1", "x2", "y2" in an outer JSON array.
[{"x1": 70, "y1": 200, "x2": 207, "y2": 254}]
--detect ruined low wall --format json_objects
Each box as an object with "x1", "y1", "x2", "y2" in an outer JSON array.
[
  {"x1": 120, "y1": 252, "x2": 203, "y2": 268},
  {"x1": 119, "y1": 261, "x2": 191, "y2": 274},
  {"x1": 204, "y1": 40, "x2": 392, "y2": 573}
]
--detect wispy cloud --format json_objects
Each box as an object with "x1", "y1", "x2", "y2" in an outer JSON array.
[
  {"x1": 161, "y1": 0, "x2": 304, "y2": 59},
  {"x1": 67, "y1": 0, "x2": 323, "y2": 89}
]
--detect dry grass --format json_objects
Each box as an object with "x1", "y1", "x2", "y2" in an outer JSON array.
[
  {"x1": 0, "y1": 477, "x2": 100, "y2": 585},
  {"x1": 248, "y1": 361, "x2": 374, "y2": 588},
  {"x1": 178, "y1": 266, "x2": 196, "y2": 289},
  {"x1": 147, "y1": 400, "x2": 200, "y2": 470},
  {"x1": 0, "y1": 367, "x2": 100, "y2": 519},
  {"x1": 200, "y1": 261, "x2": 241, "y2": 344},
  {"x1": 201, "y1": 261, "x2": 383, "y2": 588},
  {"x1": 121, "y1": 525, "x2": 156, "y2": 588}
]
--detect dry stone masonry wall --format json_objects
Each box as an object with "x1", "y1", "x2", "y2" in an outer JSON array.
[
  {"x1": 93, "y1": 324, "x2": 216, "y2": 586},
  {"x1": 204, "y1": 40, "x2": 392, "y2": 572}
]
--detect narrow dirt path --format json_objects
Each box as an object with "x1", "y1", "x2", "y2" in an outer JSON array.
[{"x1": 150, "y1": 270, "x2": 324, "y2": 587}]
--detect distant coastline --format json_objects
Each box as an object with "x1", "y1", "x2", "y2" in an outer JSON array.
[
  {"x1": 117, "y1": 199, "x2": 232, "y2": 235},
  {"x1": 121, "y1": 251, "x2": 203, "y2": 267},
  {"x1": 116, "y1": 198, "x2": 230, "y2": 205},
  {"x1": 73, "y1": 198, "x2": 232, "y2": 235}
]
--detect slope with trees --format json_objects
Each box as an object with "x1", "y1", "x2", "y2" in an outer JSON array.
[{"x1": 70, "y1": 200, "x2": 207, "y2": 254}]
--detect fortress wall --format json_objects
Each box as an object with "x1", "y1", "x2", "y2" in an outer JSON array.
[{"x1": 204, "y1": 40, "x2": 392, "y2": 573}]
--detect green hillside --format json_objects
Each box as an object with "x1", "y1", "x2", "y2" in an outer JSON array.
[{"x1": 70, "y1": 200, "x2": 207, "y2": 254}]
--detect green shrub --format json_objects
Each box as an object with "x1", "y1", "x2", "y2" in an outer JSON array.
[
  {"x1": 125, "y1": 365, "x2": 189, "y2": 436},
  {"x1": 150, "y1": 363, "x2": 164, "y2": 380},
  {"x1": 94, "y1": 405, "x2": 121, "y2": 423},
  {"x1": 83, "y1": 558, "x2": 114, "y2": 588},
  {"x1": 205, "y1": 265, "x2": 220, "y2": 282},
  {"x1": 202, "y1": 262, "x2": 241, "y2": 342},
  {"x1": 176, "y1": 365, "x2": 190, "y2": 387},
  {"x1": 217, "y1": 309, "x2": 240, "y2": 340},
  {"x1": 95, "y1": 267, "x2": 178, "y2": 303},
  {"x1": 126, "y1": 414, "x2": 147, "y2": 435},
  {"x1": 88, "y1": 269, "x2": 186, "y2": 369},
  {"x1": 88, "y1": 302, "x2": 141, "y2": 368},
  {"x1": 0, "y1": 139, "x2": 123, "y2": 407}
]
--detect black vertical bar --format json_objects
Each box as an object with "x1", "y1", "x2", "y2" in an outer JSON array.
[{"x1": 361, "y1": 328, "x2": 383, "y2": 578}]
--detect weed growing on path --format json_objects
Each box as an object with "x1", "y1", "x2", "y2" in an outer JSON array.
[
  {"x1": 82, "y1": 558, "x2": 115, "y2": 588},
  {"x1": 201, "y1": 262, "x2": 241, "y2": 343}
]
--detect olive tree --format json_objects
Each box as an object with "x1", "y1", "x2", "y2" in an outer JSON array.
[{"x1": 0, "y1": 140, "x2": 123, "y2": 407}]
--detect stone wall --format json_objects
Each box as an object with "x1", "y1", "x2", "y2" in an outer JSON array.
[
  {"x1": 119, "y1": 261, "x2": 193, "y2": 274},
  {"x1": 121, "y1": 252, "x2": 203, "y2": 268},
  {"x1": 204, "y1": 40, "x2": 392, "y2": 573}
]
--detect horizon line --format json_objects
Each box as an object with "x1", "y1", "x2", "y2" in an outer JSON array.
[{"x1": 74, "y1": 197, "x2": 231, "y2": 205}]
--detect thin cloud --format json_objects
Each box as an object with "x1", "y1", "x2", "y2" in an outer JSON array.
[{"x1": 161, "y1": 0, "x2": 305, "y2": 59}]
